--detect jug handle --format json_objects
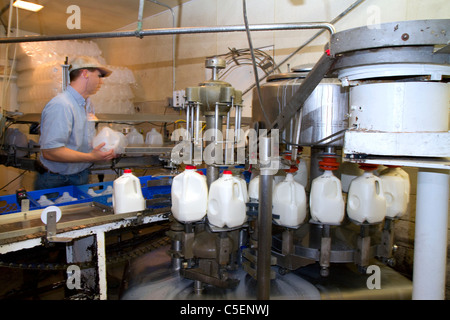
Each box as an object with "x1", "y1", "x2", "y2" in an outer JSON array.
[
  {"x1": 333, "y1": 180, "x2": 340, "y2": 199},
  {"x1": 233, "y1": 182, "x2": 243, "y2": 201},
  {"x1": 133, "y1": 179, "x2": 139, "y2": 193}
]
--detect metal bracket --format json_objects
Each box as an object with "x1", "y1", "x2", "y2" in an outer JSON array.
[{"x1": 45, "y1": 210, "x2": 72, "y2": 243}]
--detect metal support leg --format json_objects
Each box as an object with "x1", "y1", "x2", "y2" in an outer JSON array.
[
  {"x1": 257, "y1": 136, "x2": 274, "y2": 300},
  {"x1": 96, "y1": 231, "x2": 108, "y2": 300},
  {"x1": 413, "y1": 169, "x2": 449, "y2": 300},
  {"x1": 319, "y1": 224, "x2": 331, "y2": 277}
]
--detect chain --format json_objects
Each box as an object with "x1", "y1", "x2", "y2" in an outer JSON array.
[{"x1": 0, "y1": 236, "x2": 171, "y2": 271}]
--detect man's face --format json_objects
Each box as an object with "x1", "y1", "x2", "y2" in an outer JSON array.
[{"x1": 85, "y1": 69, "x2": 103, "y2": 96}]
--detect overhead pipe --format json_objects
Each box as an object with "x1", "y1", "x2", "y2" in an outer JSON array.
[{"x1": 0, "y1": 23, "x2": 335, "y2": 44}]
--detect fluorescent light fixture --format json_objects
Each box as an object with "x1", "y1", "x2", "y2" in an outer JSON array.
[{"x1": 13, "y1": 1, "x2": 44, "y2": 12}]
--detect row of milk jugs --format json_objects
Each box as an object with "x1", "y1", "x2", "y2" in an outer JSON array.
[{"x1": 171, "y1": 165, "x2": 410, "y2": 228}]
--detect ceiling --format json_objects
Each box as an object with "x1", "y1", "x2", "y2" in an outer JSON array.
[{"x1": 0, "y1": 0, "x2": 190, "y2": 35}]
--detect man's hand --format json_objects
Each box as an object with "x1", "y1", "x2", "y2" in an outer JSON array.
[{"x1": 90, "y1": 143, "x2": 116, "y2": 161}]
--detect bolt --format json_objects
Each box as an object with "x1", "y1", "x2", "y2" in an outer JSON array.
[{"x1": 401, "y1": 33, "x2": 409, "y2": 41}]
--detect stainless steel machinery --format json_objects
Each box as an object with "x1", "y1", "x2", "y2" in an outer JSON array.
[{"x1": 124, "y1": 19, "x2": 449, "y2": 300}]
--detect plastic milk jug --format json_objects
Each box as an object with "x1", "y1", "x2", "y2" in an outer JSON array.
[
  {"x1": 248, "y1": 175, "x2": 260, "y2": 201},
  {"x1": 171, "y1": 165, "x2": 208, "y2": 223},
  {"x1": 145, "y1": 128, "x2": 163, "y2": 146},
  {"x1": 347, "y1": 169, "x2": 387, "y2": 223},
  {"x1": 293, "y1": 160, "x2": 309, "y2": 188},
  {"x1": 310, "y1": 170, "x2": 345, "y2": 224},
  {"x1": 207, "y1": 171, "x2": 247, "y2": 228},
  {"x1": 272, "y1": 173, "x2": 307, "y2": 228},
  {"x1": 379, "y1": 166, "x2": 410, "y2": 218},
  {"x1": 113, "y1": 169, "x2": 146, "y2": 214},
  {"x1": 126, "y1": 128, "x2": 144, "y2": 144}
]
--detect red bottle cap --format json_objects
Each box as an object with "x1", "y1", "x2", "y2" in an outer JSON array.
[
  {"x1": 185, "y1": 165, "x2": 197, "y2": 170},
  {"x1": 124, "y1": 169, "x2": 132, "y2": 173},
  {"x1": 223, "y1": 170, "x2": 232, "y2": 175}
]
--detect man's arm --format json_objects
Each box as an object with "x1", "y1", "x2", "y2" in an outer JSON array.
[{"x1": 42, "y1": 143, "x2": 116, "y2": 163}]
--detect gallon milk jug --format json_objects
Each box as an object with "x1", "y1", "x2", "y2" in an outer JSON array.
[
  {"x1": 145, "y1": 128, "x2": 163, "y2": 146},
  {"x1": 126, "y1": 128, "x2": 144, "y2": 144},
  {"x1": 233, "y1": 174, "x2": 249, "y2": 203},
  {"x1": 207, "y1": 171, "x2": 247, "y2": 228},
  {"x1": 113, "y1": 169, "x2": 146, "y2": 214},
  {"x1": 272, "y1": 173, "x2": 307, "y2": 228},
  {"x1": 379, "y1": 166, "x2": 410, "y2": 218},
  {"x1": 347, "y1": 167, "x2": 387, "y2": 224},
  {"x1": 54, "y1": 192, "x2": 77, "y2": 204},
  {"x1": 171, "y1": 165, "x2": 208, "y2": 223},
  {"x1": 248, "y1": 175, "x2": 260, "y2": 201},
  {"x1": 93, "y1": 127, "x2": 127, "y2": 154},
  {"x1": 38, "y1": 195, "x2": 54, "y2": 206},
  {"x1": 6, "y1": 128, "x2": 28, "y2": 157},
  {"x1": 293, "y1": 160, "x2": 309, "y2": 188},
  {"x1": 310, "y1": 170, "x2": 345, "y2": 224}
]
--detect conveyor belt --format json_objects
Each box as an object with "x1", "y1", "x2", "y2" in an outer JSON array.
[{"x1": 0, "y1": 202, "x2": 170, "y2": 245}]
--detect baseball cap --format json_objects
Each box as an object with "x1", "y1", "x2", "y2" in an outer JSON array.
[{"x1": 69, "y1": 56, "x2": 112, "y2": 77}]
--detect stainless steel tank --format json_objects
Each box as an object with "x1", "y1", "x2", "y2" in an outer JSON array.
[{"x1": 251, "y1": 71, "x2": 349, "y2": 147}]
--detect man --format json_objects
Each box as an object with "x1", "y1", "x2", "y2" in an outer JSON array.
[{"x1": 35, "y1": 56, "x2": 117, "y2": 190}]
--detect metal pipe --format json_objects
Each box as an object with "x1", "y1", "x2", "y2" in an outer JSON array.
[
  {"x1": 0, "y1": 23, "x2": 335, "y2": 44},
  {"x1": 225, "y1": 108, "x2": 230, "y2": 164},
  {"x1": 412, "y1": 168, "x2": 449, "y2": 300},
  {"x1": 185, "y1": 104, "x2": 190, "y2": 139},
  {"x1": 291, "y1": 108, "x2": 303, "y2": 163},
  {"x1": 195, "y1": 103, "x2": 200, "y2": 146},
  {"x1": 205, "y1": 116, "x2": 219, "y2": 188},
  {"x1": 257, "y1": 136, "x2": 273, "y2": 300},
  {"x1": 136, "y1": 0, "x2": 145, "y2": 36}
]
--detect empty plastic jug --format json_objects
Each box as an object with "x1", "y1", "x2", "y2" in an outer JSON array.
[
  {"x1": 379, "y1": 166, "x2": 410, "y2": 218},
  {"x1": 347, "y1": 165, "x2": 387, "y2": 224},
  {"x1": 54, "y1": 192, "x2": 77, "y2": 204},
  {"x1": 310, "y1": 156, "x2": 345, "y2": 224},
  {"x1": 113, "y1": 169, "x2": 146, "y2": 214},
  {"x1": 37, "y1": 195, "x2": 54, "y2": 206},
  {"x1": 171, "y1": 165, "x2": 208, "y2": 223},
  {"x1": 272, "y1": 173, "x2": 307, "y2": 228},
  {"x1": 126, "y1": 128, "x2": 144, "y2": 144},
  {"x1": 93, "y1": 127, "x2": 127, "y2": 154},
  {"x1": 6, "y1": 128, "x2": 28, "y2": 157},
  {"x1": 145, "y1": 128, "x2": 163, "y2": 146},
  {"x1": 207, "y1": 171, "x2": 247, "y2": 228}
]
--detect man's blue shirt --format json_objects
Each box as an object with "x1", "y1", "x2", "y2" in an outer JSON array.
[{"x1": 39, "y1": 86, "x2": 96, "y2": 175}]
